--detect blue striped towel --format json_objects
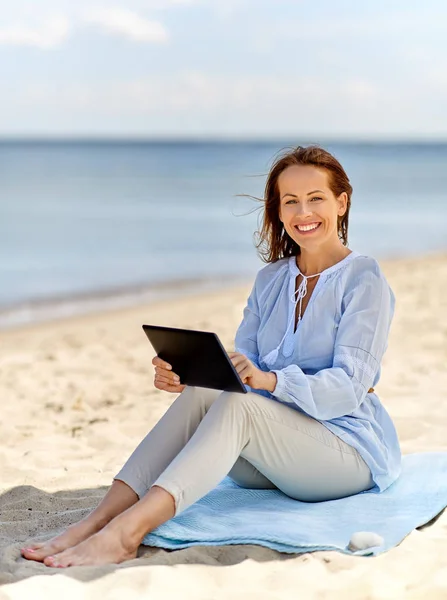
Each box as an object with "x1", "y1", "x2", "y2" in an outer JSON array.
[{"x1": 142, "y1": 453, "x2": 447, "y2": 556}]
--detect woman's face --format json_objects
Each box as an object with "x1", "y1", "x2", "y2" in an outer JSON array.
[{"x1": 277, "y1": 165, "x2": 347, "y2": 252}]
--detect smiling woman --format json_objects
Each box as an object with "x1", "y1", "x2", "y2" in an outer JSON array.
[
  {"x1": 21, "y1": 144, "x2": 401, "y2": 569},
  {"x1": 256, "y1": 145, "x2": 352, "y2": 263},
  {"x1": 234, "y1": 146, "x2": 400, "y2": 493},
  {"x1": 252, "y1": 146, "x2": 355, "y2": 333}
]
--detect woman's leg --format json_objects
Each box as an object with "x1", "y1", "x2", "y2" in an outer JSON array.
[
  {"x1": 113, "y1": 385, "x2": 222, "y2": 498},
  {"x1": 21, "y1": 480, "x2": 138, "y2": 562},
  {"x1": 22, "y1": 386, "x2": 221, "y2": 562},
  {"x1": 150, "y1": 390, "x2": 373, "y2": 510},
  {"x1": 43, "y1": 390, "x2": 373, "y2": 568},
  {"x1": 227, "y1": 456, "x2": 277, "y2": 490}
]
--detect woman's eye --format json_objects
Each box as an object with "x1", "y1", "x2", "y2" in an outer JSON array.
[{"x1": 284, "y1": 197, "x2": 322, "y2": 205}]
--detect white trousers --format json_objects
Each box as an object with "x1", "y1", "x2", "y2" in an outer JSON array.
[{"x1": 114, "y1": 386, "x2": 374, "y2": 516}]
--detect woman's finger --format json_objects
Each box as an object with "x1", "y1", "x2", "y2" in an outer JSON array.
[
  {"x1": 155, "y1": 371, "x2": 181, "y2": 383},
  {"x1": 155, "y1": 374, "x2": 181, "y2": 386},
  {"x1": 237, "y1": 365, "x2": 253, "y2": 383},
  {"x1": 152, "y1": 356, "x2": 172, "y2": 370},
  {"x1": 154, "y1": 380, "x2": 186, "y2": 393},
  {"x1": 231, "y1": 357, "x2": 250, "y2": 374},
  {"x1": 154, "y1": 367, "x2": 181, "y2": 382},
  {"x1": 154, "y1": 377, "x2": 175, "y2": 389},
  {"x1": 230, "y1": 354, "x2": 247, "y2": 369},
  {"x1": 154, "y1": 366, "x2": 180, "y2": 378}
]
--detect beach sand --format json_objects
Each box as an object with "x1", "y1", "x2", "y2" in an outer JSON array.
[{"x1": 0, "y1": 253, "x2": 446, "y2": 599}]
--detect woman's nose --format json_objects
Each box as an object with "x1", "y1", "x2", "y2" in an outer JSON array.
[{"x1": 295, "y1": 202, "x2": 313, "y2": 216}]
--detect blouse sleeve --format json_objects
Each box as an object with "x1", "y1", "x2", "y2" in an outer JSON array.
[
  {"x1": 234, "y1": 280, "x2": 262, "y2": 370},
  {"x1": 271, "y1": 265, "x2": 394, "y2": 420}
]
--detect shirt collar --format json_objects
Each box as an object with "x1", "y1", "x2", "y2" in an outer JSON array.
[{"x1": 288, "y1": 250, "x2": 359, "y2": 278}]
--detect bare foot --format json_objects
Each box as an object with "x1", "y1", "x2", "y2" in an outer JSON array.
[
  {"x1": 43, "y1": 521, "x2": 139, "y2": 568},
  {"x1": 21, "y1": 517, "x2": 107, "y2": 563}
]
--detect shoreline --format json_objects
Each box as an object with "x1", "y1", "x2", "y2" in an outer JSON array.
[
  {"x1": 0, "y1": 273, "x2": 251, "y2": 333},
  {"x1": 2, "y1": 249, "x2": 446, "y2": 334}
]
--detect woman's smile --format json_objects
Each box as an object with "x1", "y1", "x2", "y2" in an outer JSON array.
[{"x1": 294, "y1": 222, "x2": 322, "y2": 235}]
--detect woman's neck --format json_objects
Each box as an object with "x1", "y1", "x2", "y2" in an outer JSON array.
[{"x1": 296, "y1": 245, "x2": 352, "y2": 277}]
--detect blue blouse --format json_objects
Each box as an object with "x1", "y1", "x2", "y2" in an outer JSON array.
[{"x1": 234, "y1": 250, "x2": 402, "y2": 493}]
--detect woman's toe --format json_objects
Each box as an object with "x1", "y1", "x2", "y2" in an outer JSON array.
[
  {"x1": 21, "y1": 543, "x2": 47, "y2": 560},
  {"x1": 44, "y1": 555, "x2": 58, "y2": 567},
  {"x1": 45, "y1": 550, "x2": 72, "y2": 569}
]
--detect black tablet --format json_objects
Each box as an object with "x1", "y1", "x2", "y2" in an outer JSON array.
[{"x1": 142, "y1": 324, "x2": 247, "y2": 394}]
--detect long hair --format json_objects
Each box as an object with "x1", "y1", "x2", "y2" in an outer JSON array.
[{"x1": 255, "y1": 145, "x2": 353, "y2": 263}]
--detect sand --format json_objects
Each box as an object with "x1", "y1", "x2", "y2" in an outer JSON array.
[{"x1": 0, "y1": 252, "x2": 446, "y2": 599}]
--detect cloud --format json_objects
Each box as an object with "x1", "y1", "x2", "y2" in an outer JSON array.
[
  {"x1": 83, "y1": 7, "x2": 168, "y2": 43},
  {"x1": 0, "y1": 1, "x2": 211, "y2": 49},
  {"x1": 2, "y1": 72, "x2": 387, "y2": 124},
  {"x1": 11, "y1": 69, "x2": 446, "y2": 138},
  {"x1": 136, "y1": 0, "x2": 201, "y2": 7},
  {"x1": 0, "y1": 16, "x2": 69, "y2": 49}
]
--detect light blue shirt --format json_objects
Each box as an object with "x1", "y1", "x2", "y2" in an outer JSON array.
[{"x1": 234, "y1": 250, "x2": 402, "y2": 493}]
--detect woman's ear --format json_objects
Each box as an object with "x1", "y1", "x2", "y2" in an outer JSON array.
[{"x1": 337, "y1": 192, "x2": 348, "y2": 217}]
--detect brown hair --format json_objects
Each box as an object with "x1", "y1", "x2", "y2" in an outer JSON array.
[{"x1": 255, "y1": 145, "x2": 353, "y2": 263}]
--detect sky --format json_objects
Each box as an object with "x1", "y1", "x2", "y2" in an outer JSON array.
[{"x1": 1, "y1": 0, "x2": 447, "y2": 139}]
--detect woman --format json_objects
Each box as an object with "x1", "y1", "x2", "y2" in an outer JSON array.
[{"x1": 21, "y1": 145, "x2": 401, "y2": 568}]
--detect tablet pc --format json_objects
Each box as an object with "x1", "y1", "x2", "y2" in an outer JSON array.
[{"x1": 142, "y1": 324, "x2": 247, "y2": 394}]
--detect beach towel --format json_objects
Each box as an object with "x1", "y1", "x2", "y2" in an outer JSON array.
[{"x1": 142, "y1": 452, "x2": 447, "y2": 556}]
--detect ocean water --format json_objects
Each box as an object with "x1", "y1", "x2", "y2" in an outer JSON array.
[{"x1": 1, "y1": 140, "x2": 446, "y2": 328}]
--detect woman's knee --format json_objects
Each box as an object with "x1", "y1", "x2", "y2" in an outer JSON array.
[
  {"x1": 228, "y1": 457, "x2": 277, "y2": 490},
  {"x1": 214, "y1": 390, "x2": 262, "y2": 414},
  {"x1": 176, "y1": 385, "x2": 221, "y2": 413}
]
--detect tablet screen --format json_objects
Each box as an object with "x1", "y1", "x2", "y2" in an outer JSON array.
[{"x1": 143, "y1": 324, "x2": 247, "y2": 394}]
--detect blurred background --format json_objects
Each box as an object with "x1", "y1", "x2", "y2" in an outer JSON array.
[{"x1": 1, "y1": 0, "x2": 446, "y2": 328}]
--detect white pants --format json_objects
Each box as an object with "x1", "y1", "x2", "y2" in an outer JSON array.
[{"x1": 114, "y1": 386, "x2": 374, "y2": 516}]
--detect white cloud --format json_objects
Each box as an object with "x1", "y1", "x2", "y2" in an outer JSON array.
[
  {"x1": 0, "y1": 16, "x2": 69, "y2": 49},
  {"x1": 0, "y1": 0, "x2": 199, "y2": 19},
  {"x1": 2, "y1": 68, "x2": 447, "y2": 138},
  {"x1": 0, "y1": 1, "x2": 207, "y2": 48},
  {"x1": 9, "y1": 70, "x2": 443, "y2": 136},
  {"x1": 136, "y1": 0, "x2": 201, "y2": 7},
  {"x1": 2, "y1": 71, "x2": 424, "y2": 131},
  {"x1": 83, "y1": 7, "x2": 168, "y2": 43},
  {"x1": 275, "y1": 11, "x2": 447, "y2": 39}
]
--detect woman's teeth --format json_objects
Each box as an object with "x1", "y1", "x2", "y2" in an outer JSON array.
[{"x1": 296, "y1": 223, "x2": 321, "y2": 232}]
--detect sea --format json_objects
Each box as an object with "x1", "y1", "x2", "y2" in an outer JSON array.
[{"x1": 1, "y1": 140, "x2": 446, "y2": 329}]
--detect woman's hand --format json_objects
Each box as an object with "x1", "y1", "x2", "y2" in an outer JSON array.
[
  {"x1": 227, "y1": 352, "x2": 277, "y2": 393},
  {"x1": 152, "y1": 356, "x2": 186, "y2": 393}
]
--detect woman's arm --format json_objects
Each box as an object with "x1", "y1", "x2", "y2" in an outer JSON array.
[
  {"x1": 233, "y1": 279, "x2": 277, "y2": 398},
  {"x1": 270, "y1": 266, "x2": 394, "y2": 420},
  {"x1": 234, "y1": 280, "x2": 263, "y2": 370}
]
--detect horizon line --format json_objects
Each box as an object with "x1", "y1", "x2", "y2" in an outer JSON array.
[{"x1": 1, "y1": 135, "x2": 447, "y2": 145}]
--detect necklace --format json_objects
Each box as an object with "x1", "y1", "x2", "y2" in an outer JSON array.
[{"x1": 292, "y1": 271, "x2": 323, "y2": 325}]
